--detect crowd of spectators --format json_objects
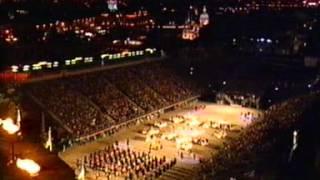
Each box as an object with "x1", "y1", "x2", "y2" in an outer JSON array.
[
  {"x1": 66, "y1": 73, "x2": 145, "y2": 123},
  {"x1": 131, "y1": 62, "x2": 198, "y2": 103},
  {"x1": 29, "y1": 80, "x2": 110, "y2": 138},
  {"x1": 107, "y1": 67, "x2": 169, "y2": 112},
  {"x1": 200, "y1": 94, "x2": 317, "y2": 179},
  {"x1": 27, "y1": 62, "x2": 199, "y2": 140}
]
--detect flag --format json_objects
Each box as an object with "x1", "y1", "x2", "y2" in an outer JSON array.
[
  {"x1": 77, "y1": 161, "x2": 85, "y2": 180},
  {"x1": 288, "y1": 130, "x2": 298, "y2": 162},
  {"x1": 292, "y1": 130, "x2": 298, "y2": 150},
  {"x1": 17, "y1": 108, "x2": 21, "y2": 128},
  {"x1": 44, "y1": 127, "x2": 53, "y2": 152}
]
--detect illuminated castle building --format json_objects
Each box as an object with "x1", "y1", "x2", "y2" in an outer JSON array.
[
  {"x1": 182, "y1": 15, "x2": 200, "y2": 41},
  {"x1": 199, "y1": 6, "x2": 209, "y2": 27},
  {"x1": 182, "y1": 5, "x2": 209, "y2": 41},
  {"x1": 107, "y1": 0, "x2": 118, "y2": 12},
  {"x1": 182, "y1": 26, "x2": 199, "y2": 41}
]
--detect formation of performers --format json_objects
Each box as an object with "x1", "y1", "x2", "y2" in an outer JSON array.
[
  {"x1": 216, "y1": 92, "x2": 260, "y2": 109},
  {"x1": 77, "y1": 142, "x2": 177, "y2": 179},
  {"x1": 240, "y1": 111, "x2": 261, "y2": 125}
]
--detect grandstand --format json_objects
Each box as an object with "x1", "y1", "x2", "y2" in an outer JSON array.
[
  {"x1": 200, "y1": 93, "x2": 320, "y2": 179},
  {"x1": 25, "y1": 60, "x2": 200, "y2": 142}
]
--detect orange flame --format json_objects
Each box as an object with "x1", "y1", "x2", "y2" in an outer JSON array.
[
  {"x1": 0, "y1": 118, "x2": 20, "y2": 134},
  {"x1": 16, "y1": 158, "x2": 41, "y2": 176}
]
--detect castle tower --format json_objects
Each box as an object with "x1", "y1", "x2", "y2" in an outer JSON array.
[{"x1": 199, "y1": 6, "x2": 210, "y2": 27}]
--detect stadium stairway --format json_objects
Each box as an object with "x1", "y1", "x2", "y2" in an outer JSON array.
[
  {"x1": 72, "y1": 88, "x2": 115, "y2": 123},
  {"x1": 107, "y1": 79, "x2": 146, "y2": 113},
  {"x1": 26, "y1": 92, "x2": 73, "y2": 134},
  {"x1": 158, "y1": 165, "x2": 199, "y2": 180},
  {"x1": 109, "y1": 75, "x2": 168, "y2": 112},
  {"x1": 139, "y1": 78, "x2": 169, "y2": 107},
  {"x1": 221, "y1": 93, "x2": 235, "y2": 105}
]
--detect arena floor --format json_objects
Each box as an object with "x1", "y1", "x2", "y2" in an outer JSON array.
[{"x1": 59, "y1": 102, "x2": 261, "y2": 180}]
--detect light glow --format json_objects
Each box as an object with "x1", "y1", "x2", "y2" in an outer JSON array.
[
  {"x1": 16, "y1": 158, "x2": 41, "y2": 177},
  {"x1": 0, "y1": 118, "x2": 20, "y2": 134}
]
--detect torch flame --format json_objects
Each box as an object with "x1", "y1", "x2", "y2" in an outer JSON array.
[
  {"x1": 0, "y1": 118, "x2": 20, "y2": 134},
  {"x1": 16, "y1": 158, "x2": 41, "y2": 177}
]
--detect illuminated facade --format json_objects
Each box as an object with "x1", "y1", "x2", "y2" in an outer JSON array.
[
  {"x1": 199, "y1": 6, "x2": 209, "y2": 27},
  {"x1": 107, "y1": 0, "x2": 118, "y2": 12},
  {"x1": 182, "y1": 23, "x2": 200, "y2": 41},
  {"x1": 303, "y1": 0, "x2": 320, "y2": 7},
  {"x1": 182, "y1": 5, "x2": 208, "y2": 41}
]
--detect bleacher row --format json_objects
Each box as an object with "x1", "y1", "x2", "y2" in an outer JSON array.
[{"x1": 27, "y1": 61, "x2": 199, "y2": 139}]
